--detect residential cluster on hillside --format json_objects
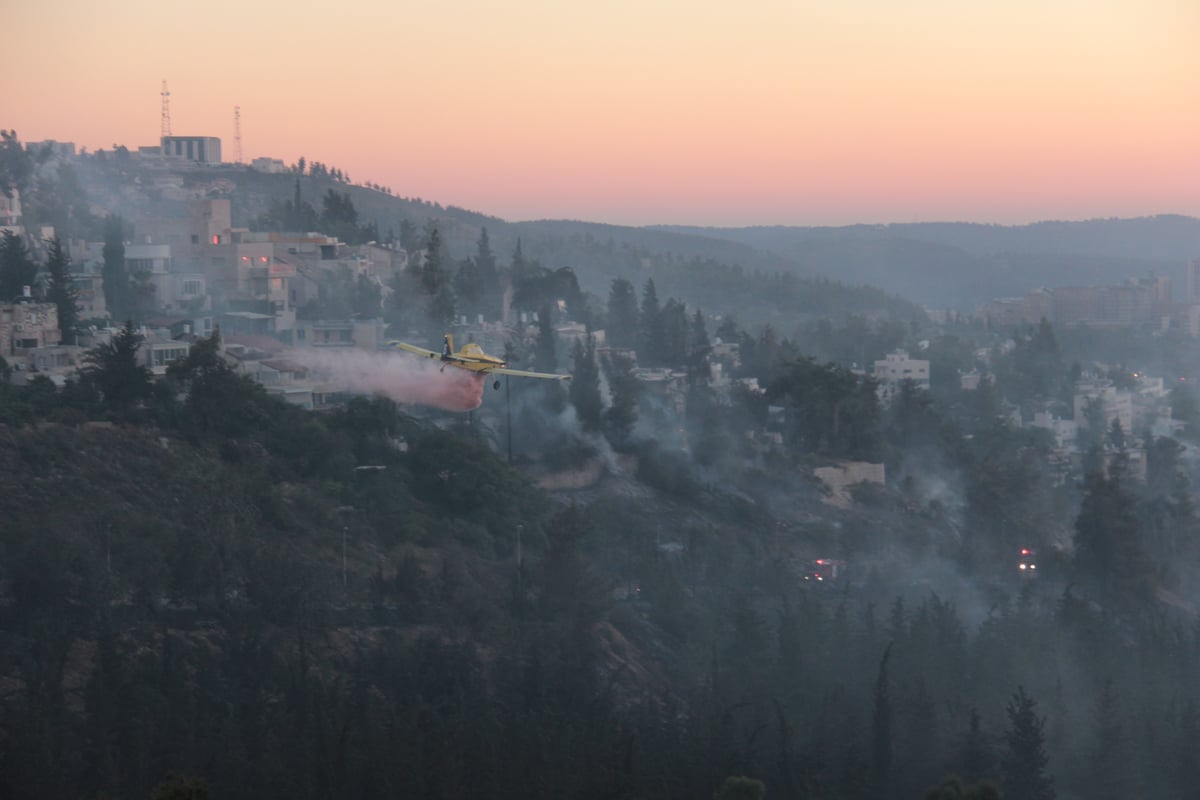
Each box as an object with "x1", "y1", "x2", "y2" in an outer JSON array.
[
  {"x1": 0, "y1": 138, "x2": 740, "y2": 413},
  {"x1": 0, "y1": 134, "x2": 1194, "y2": 496}
]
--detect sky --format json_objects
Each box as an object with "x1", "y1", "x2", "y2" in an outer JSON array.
[{"x1": 5, "y1": 0, "x2": 1199, "y2": 227}]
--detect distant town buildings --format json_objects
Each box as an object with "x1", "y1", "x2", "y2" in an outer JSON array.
[{"x1": 977, "y1": 275, "x2": 1174, "y2": 332}]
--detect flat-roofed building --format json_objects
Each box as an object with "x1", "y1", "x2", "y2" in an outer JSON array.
[{"x1": 161, "y1": 136, "x2": 222, "y2": 163}]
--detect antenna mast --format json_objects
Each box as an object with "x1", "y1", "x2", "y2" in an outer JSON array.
[
  {"x1": 233, "y1": 105, "x2": 243, "y2": 164},
  {"x1": 160, "y1": 80, "x2": 172, "y2": 138}
]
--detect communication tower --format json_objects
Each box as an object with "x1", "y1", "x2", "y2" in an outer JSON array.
[
  {"x1": 233, "y1": 105, "x2": 243, "y2": 164},
  {"x1": 160, "y1": 80, "x2": 172, "y2": 138}
]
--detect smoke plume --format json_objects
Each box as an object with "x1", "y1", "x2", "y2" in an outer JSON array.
[{"x1": 292, "y1": 348, "x2": 485, "y2": 411}]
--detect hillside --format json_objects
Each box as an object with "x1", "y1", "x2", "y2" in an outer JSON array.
[
  {"x1": 659, "y1": 217, "x2": 1200, "y2": 309},
  {"x1": 68, "y1": 156, "x2": 925, "y2": 328}
]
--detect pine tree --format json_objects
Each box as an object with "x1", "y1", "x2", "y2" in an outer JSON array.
[
  {"x1": 101, "y1": 216, "x2": 128, "y2": 319},
  {"x1": 0, "y1": 129, "x2": 34, "y2": 198},
  {"x1": 417, "y1": 223, "x2": 446, "y2": 295},
  {"x1": 955, "y1": 707, "x2": 994, "y2": 785},
  {"x1": 0, "y1": 229, "x2": 37, "y2": 301},
  {"x1": 1082, "y1": 679, "x2": 1128, "y2": 800},
  {"x1": 659, "y1": 298, "x2": 689, "y2": 366},
  {"x1": 1000, "y1": 686, "x2": 1055, "y2": 800},
  {"x1": 83, "y1": 320, "x2": 152, "y2": 414},
  {"x1": 603, "y1": 353, "x2": 639, "y2": 451},
  {"x1": 534, "y1": 303, "x2": 558, "y2": 374},
  {"x1": 688, "y1": 307, "x2": 711, "y2": 383},
  {"x1": 638, "y1": 278, "x2": 662, "y2": 365},
  {"x1": 44, "y1": 236, "x2": 79, "y2": 343},
  {"x1": 474, "y1": 227, "x2": 501, "y2": 320},
  {"x1": 569, "y1": 332, "x2": 603, "y2": 432},
  {"x1": 535, "y1": 305, "x2": 565, "y2": 413},
  {"x1": 1073, "y1": 459, "x2": 1154, "y2": 610},
  {"x1": 606, "y1": 278, "x2": 639, "y2": 350},
  {"x1": 869, "y1": 644, "x2": 894, "y2": 800}
]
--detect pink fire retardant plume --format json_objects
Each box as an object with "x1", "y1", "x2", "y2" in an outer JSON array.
[{"x1": 290, "y1": 348, "x2": 485, "y2": 411}]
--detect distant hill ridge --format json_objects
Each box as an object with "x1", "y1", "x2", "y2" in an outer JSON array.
[{"x1": 75, "y1": 153, "x2": 1200, "y2": 314}]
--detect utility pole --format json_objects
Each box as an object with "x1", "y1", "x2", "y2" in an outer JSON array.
[
  {"x1": 160, "y1": 80, "x2": 172, "y2": 139},
  {"x1": 233, "y1": 105, "x2": 242, "y2": 165}
]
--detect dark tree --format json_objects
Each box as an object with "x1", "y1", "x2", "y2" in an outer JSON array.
[
  {"x1": 638, "y1": 278, "x2": 662, "y2": 365},
  {"x1": 569, "y1": 332, "x2": 603, "y2": 432},
  {"x1": 151, "y1": 773, "x2": 209, "y2": 800},
  {"x1": 0, "y1": 129, "x2": 33, "y2": 198},
  {"x1": 473, "y1": 227, "x2": 501, "y2": 320},
  {"x1": 397, "y1": 218, "x2": 420, "y2": 254},
  {"x1": 320, "y1": 189, "x2": 361, "y2": 243},
  {"x1": 44, "y1": 236, "x2": 79, "y2": 343},
  {"x1": 602, "y1": 353, "x2": 638, "y2": 451},
  {"x1": 101, "y1": 215, "x2": 129, "y2": 319},
  {"x1": 510, "y1": 237, "x2": 535, "y2": 286},
  {"x1": 166, "y1": 329, "x2": 270, "y2": 437},
  {"x1": 535, "y1": 304, "x2": 566, "y2": 413},
  {"x1": 658, "y1": 298, "x2": 689, "y2": 366},
  {"x1": 534, "y1": 303, "x2": 559, "y2": 374},
  {"x1": 352, "y1": 273, "x2": 382, "y2": 318},
  {"x1": 1082, "y1": 679, "x2": 1128, "y2": 800},
  {"x1": 1000, "y1": 686, "x2": 1055, "y2": 800},
  {"x1": 430, "y1": 283, "x2": 457, "y2": 329},
  {"x1": 766, "y1": 356, "x2": 881, "y2": 460},
  {"x1": 606, "y1": 278, "x2": 639, "y2": 350},
  {"x1": 452, "y1": 255, "x2": 481, "y2": 319},
  {"x1": 414, "y1": 222, "x2": 447, "y2": 295},
  {"x1": 82, "y1": 320, "x2": 152, "y2": 414},
  {"x1": 0, "y1": 229, "x2": 37, "y2": 301},
  {"x1": 714, "y1": 775, "x2": 766, "y2": 800},
  {"x1": 1073, "y1": 457, "x2": 1154, "y2": 610},
  {"x1": 954, "y1": 707, "x2": 994, "y2": 785},
  {"x1": 869, "y1": 644, "x2": 893, "y2": 799},
  {"x1": 924, "y1": 778, "x2": 1001, "y2": 800},
  {"x1": 688, "y1": 307, "x2": 711, "y2": 384}
]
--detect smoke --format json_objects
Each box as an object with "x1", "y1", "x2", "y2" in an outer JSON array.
[{"x1": 292, "y1": 348, "x2": 485, "y2": 412}]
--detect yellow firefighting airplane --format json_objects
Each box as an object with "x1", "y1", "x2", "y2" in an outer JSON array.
[{"x1": 388, "y1": 334, "x2": 571, "y2": 389}]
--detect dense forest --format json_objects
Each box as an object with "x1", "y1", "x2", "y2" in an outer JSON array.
[{"x1": 3, "y1": 310, "x2": 1200, "y2": 798}]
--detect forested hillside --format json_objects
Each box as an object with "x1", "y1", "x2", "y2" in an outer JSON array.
[
  {"x1": 4, "y1": 319, "x2": 1200, "y2": 798},
  {"x1": 659, "y1": 219, "x2": 1200, "y2": 310}
]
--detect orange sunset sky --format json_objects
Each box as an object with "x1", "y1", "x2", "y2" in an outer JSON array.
[{"x1": 5, "y1": 0, "x2": 1199, "y2": 227}]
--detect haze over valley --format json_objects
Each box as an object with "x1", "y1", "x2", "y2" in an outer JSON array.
[{"x1": 4, "y1": 2, "x2": 1200, "y2": 798}]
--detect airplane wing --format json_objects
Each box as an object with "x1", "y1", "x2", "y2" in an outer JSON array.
[
  {"x1": 388, "y1": 340, "x2": 441, "y2": 359},
  {"x1": 489, "y1": 367, "x2": 572, "y2": 381}
]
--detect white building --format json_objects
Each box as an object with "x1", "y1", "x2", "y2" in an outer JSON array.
[
  {"x1": 1073, "y1": 382, "x2": 1133, "y2": 437},
  {"x1": 873, "y1": 349, "x2": 930, "y2": 401}
]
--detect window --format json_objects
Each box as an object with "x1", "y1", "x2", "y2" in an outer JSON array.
[
  {"x1": 152, "y1": 347, "x2": 188, "y2": 367},
  {"x1": 182, "y1": 279, "x2": 201, "y2": 296}
]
